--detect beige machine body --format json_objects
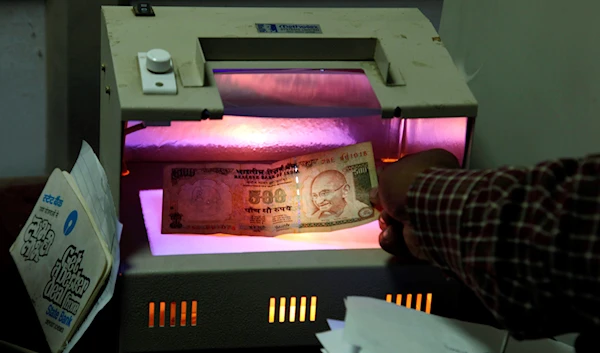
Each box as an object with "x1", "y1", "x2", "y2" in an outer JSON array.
[{"x1": 100, "y1": 6, "x2": 478, "y2": 352}]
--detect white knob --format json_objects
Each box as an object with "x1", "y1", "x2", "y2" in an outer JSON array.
[{"x1": 146, "y1": 49, "x2": 172, "y2": 73}]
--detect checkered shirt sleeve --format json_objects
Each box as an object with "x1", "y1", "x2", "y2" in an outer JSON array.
[{"x1": 406, "y1": 155, "x2": 600, "y2": 339}]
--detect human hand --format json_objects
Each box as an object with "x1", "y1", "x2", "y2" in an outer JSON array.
[{"x1": 369, "y1": 149, "x2": 460, "y2": 259}]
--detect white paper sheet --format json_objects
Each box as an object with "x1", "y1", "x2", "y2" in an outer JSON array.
[
  {"x1": 316, "y1": 329, "x2": 357, "y2": 353},
  {"x1": 316, "y1": 297, "x2": 574, "y2": 353},
  {"x1": 506, "y1": 337, "x2": 573, "y2": 353},
  {"x1": 327, "y1": 319, "x2": 346, "y2": 331},
  {"x1": 63, "y1": 141, "x2": 122, "y2": 353},
  {"x1": 343, "y1": 297, "x2": 504, "y2": 353}
]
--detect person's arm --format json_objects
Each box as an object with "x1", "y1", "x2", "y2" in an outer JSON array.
[{"x1": 406, "y1": 155, "x2": 600, "y2": 340}]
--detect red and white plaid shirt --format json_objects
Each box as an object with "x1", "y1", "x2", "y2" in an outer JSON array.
[{"x1": 406, "y1": 154, "x2": 600, "y2": 340}]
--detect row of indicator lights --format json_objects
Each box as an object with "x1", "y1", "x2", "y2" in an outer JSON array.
[
  {"x1": 148, "y1": 301, "x2": 198, "y2": 328},
  {"x1": 385, "y1": 293, "x2": 433, "y2": 314},
  {"x1": 147, "y1": 294, "x2": 427, "y2": 328},
  {"x1": 268, "y1": 296, "x2": 317, "y2": 323}
]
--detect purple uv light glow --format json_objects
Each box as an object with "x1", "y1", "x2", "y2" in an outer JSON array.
[
  {"x1": 141, "y1": 190, "x2": 382, "y2": 256},
  {"x1": 124, "y1": 71, "x2": 468, "y2": 163}
]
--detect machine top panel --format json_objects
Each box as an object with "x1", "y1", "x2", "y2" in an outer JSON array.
[{"x1": 101, "y1": 6, "x2": 477, "y2": 120}]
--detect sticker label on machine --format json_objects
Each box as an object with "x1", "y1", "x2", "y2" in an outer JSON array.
[{"x1": 255, "y1": 23, "x2": 322, "y2": 34}]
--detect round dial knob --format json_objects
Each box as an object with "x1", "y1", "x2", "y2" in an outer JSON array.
[{"x1": 146, "y1": 49, "x2": 172, "y2": 73}]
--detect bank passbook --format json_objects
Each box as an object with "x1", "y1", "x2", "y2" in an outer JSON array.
[{"x1": 9, "y1": 168, "x2": 112, "y2": 353}]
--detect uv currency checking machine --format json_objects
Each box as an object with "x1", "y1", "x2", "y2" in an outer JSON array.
[{"x1": 99, "y1": 6, "x2": 478, "y2": 352}]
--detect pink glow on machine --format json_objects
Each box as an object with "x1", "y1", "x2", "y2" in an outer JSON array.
[{"x1": 126, "y1": 70, "x2": 470, "y2": 256}]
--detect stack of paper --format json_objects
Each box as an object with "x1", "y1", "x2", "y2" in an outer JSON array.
[
  {"x1": 316, "y1": 297, "x2": 574, "y2": 353},
  {"x1": 9, "y1": 142, "x2": 122, "y2": 353}
]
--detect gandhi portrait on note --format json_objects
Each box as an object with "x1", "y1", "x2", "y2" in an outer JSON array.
[{"x1": 309, "y1": 170, "x2": 370, "y2": 221}]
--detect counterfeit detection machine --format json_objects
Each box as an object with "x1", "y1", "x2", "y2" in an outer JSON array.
[{"x1": 99, "y1": 5, "x2": 478, "y2": 352}]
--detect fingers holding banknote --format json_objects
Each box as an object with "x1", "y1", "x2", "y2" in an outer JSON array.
[
  {"x1": 369, "y1": 149, "x2": 460, "y2": 260},
  {"x1": 370, "y1": 186, "x2": 424, "y2": 260}
]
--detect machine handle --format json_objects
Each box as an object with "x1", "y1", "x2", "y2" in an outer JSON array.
[
  {"x1": 191, "y1": 37, "x2": 406, "y2": 88},
  {"x1": 174, "y1": 37, "x2": 407, "y2": 119}
]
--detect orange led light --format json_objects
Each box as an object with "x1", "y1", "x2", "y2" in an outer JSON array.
[
  {"x1": 180, "y1": 301, "x2": 187, "y2": 326},
  {"x1": 148, "y1": 300, "x2": 198, "y2": 327},
  {"x1": 299, "y1": 297, "x2": 307, "y2": 322},
  {"x1": 159, "y1": 302, "x2": 165, "y2": 327},
  {"x1": 395, "y1": 294, "x2": 402, "y2": 305},
  {"x1": 426, "y1": 293, "x2": 432, "y2": 314},
  {"x1": 268, "y1": 298, "x2": 276, "y2": 323},
  {"x1": 289, "y1": 297, "x2": 297, "y2": 322},
  {"x1": 191, "y1": 301, "x2": 197, "y2": 326},
  {"x1": 380, "y1": 158, "x2": 399, "y2": 163},
  {"x1": 268, "y1": 295, "x2": 317, "y2": 323},
  {"x1": 148, "y1": 302, "x2": 155, "y2": 328},
  {"x1": 386, "y1": 293, "x2": 433, "y2": 313},
  {"x1": 309, "y1": 296, "x2": 317, "y2": 322},
  {"x1": 170, "y1": 302, "x2": 176, "y2": 327},
  {"x1": 279, "y1": 297, "x2": 286, "y2": 323}
]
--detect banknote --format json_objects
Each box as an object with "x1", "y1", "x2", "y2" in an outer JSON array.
[{"x1": 162, "y1": 142, "x2": 379, "y2": 236}]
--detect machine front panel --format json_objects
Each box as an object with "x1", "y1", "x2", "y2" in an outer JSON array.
[
  {"x1": 119, "y1": 265, "x2": 459, "y2": 352},
  {"x1": 100, "y1": 6, "x2": 480, "y2": 352}
]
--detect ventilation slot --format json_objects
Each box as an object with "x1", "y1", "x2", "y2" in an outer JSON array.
[
  {"x1": 385, "y1": 293, "x2": 432, "y2": 314},
  {"x1": 148, "y1": 300, "x2": 197, "y2": 328},
  {"x1": 269, "y1": 296, "x2": 317, "y2": 323}
]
